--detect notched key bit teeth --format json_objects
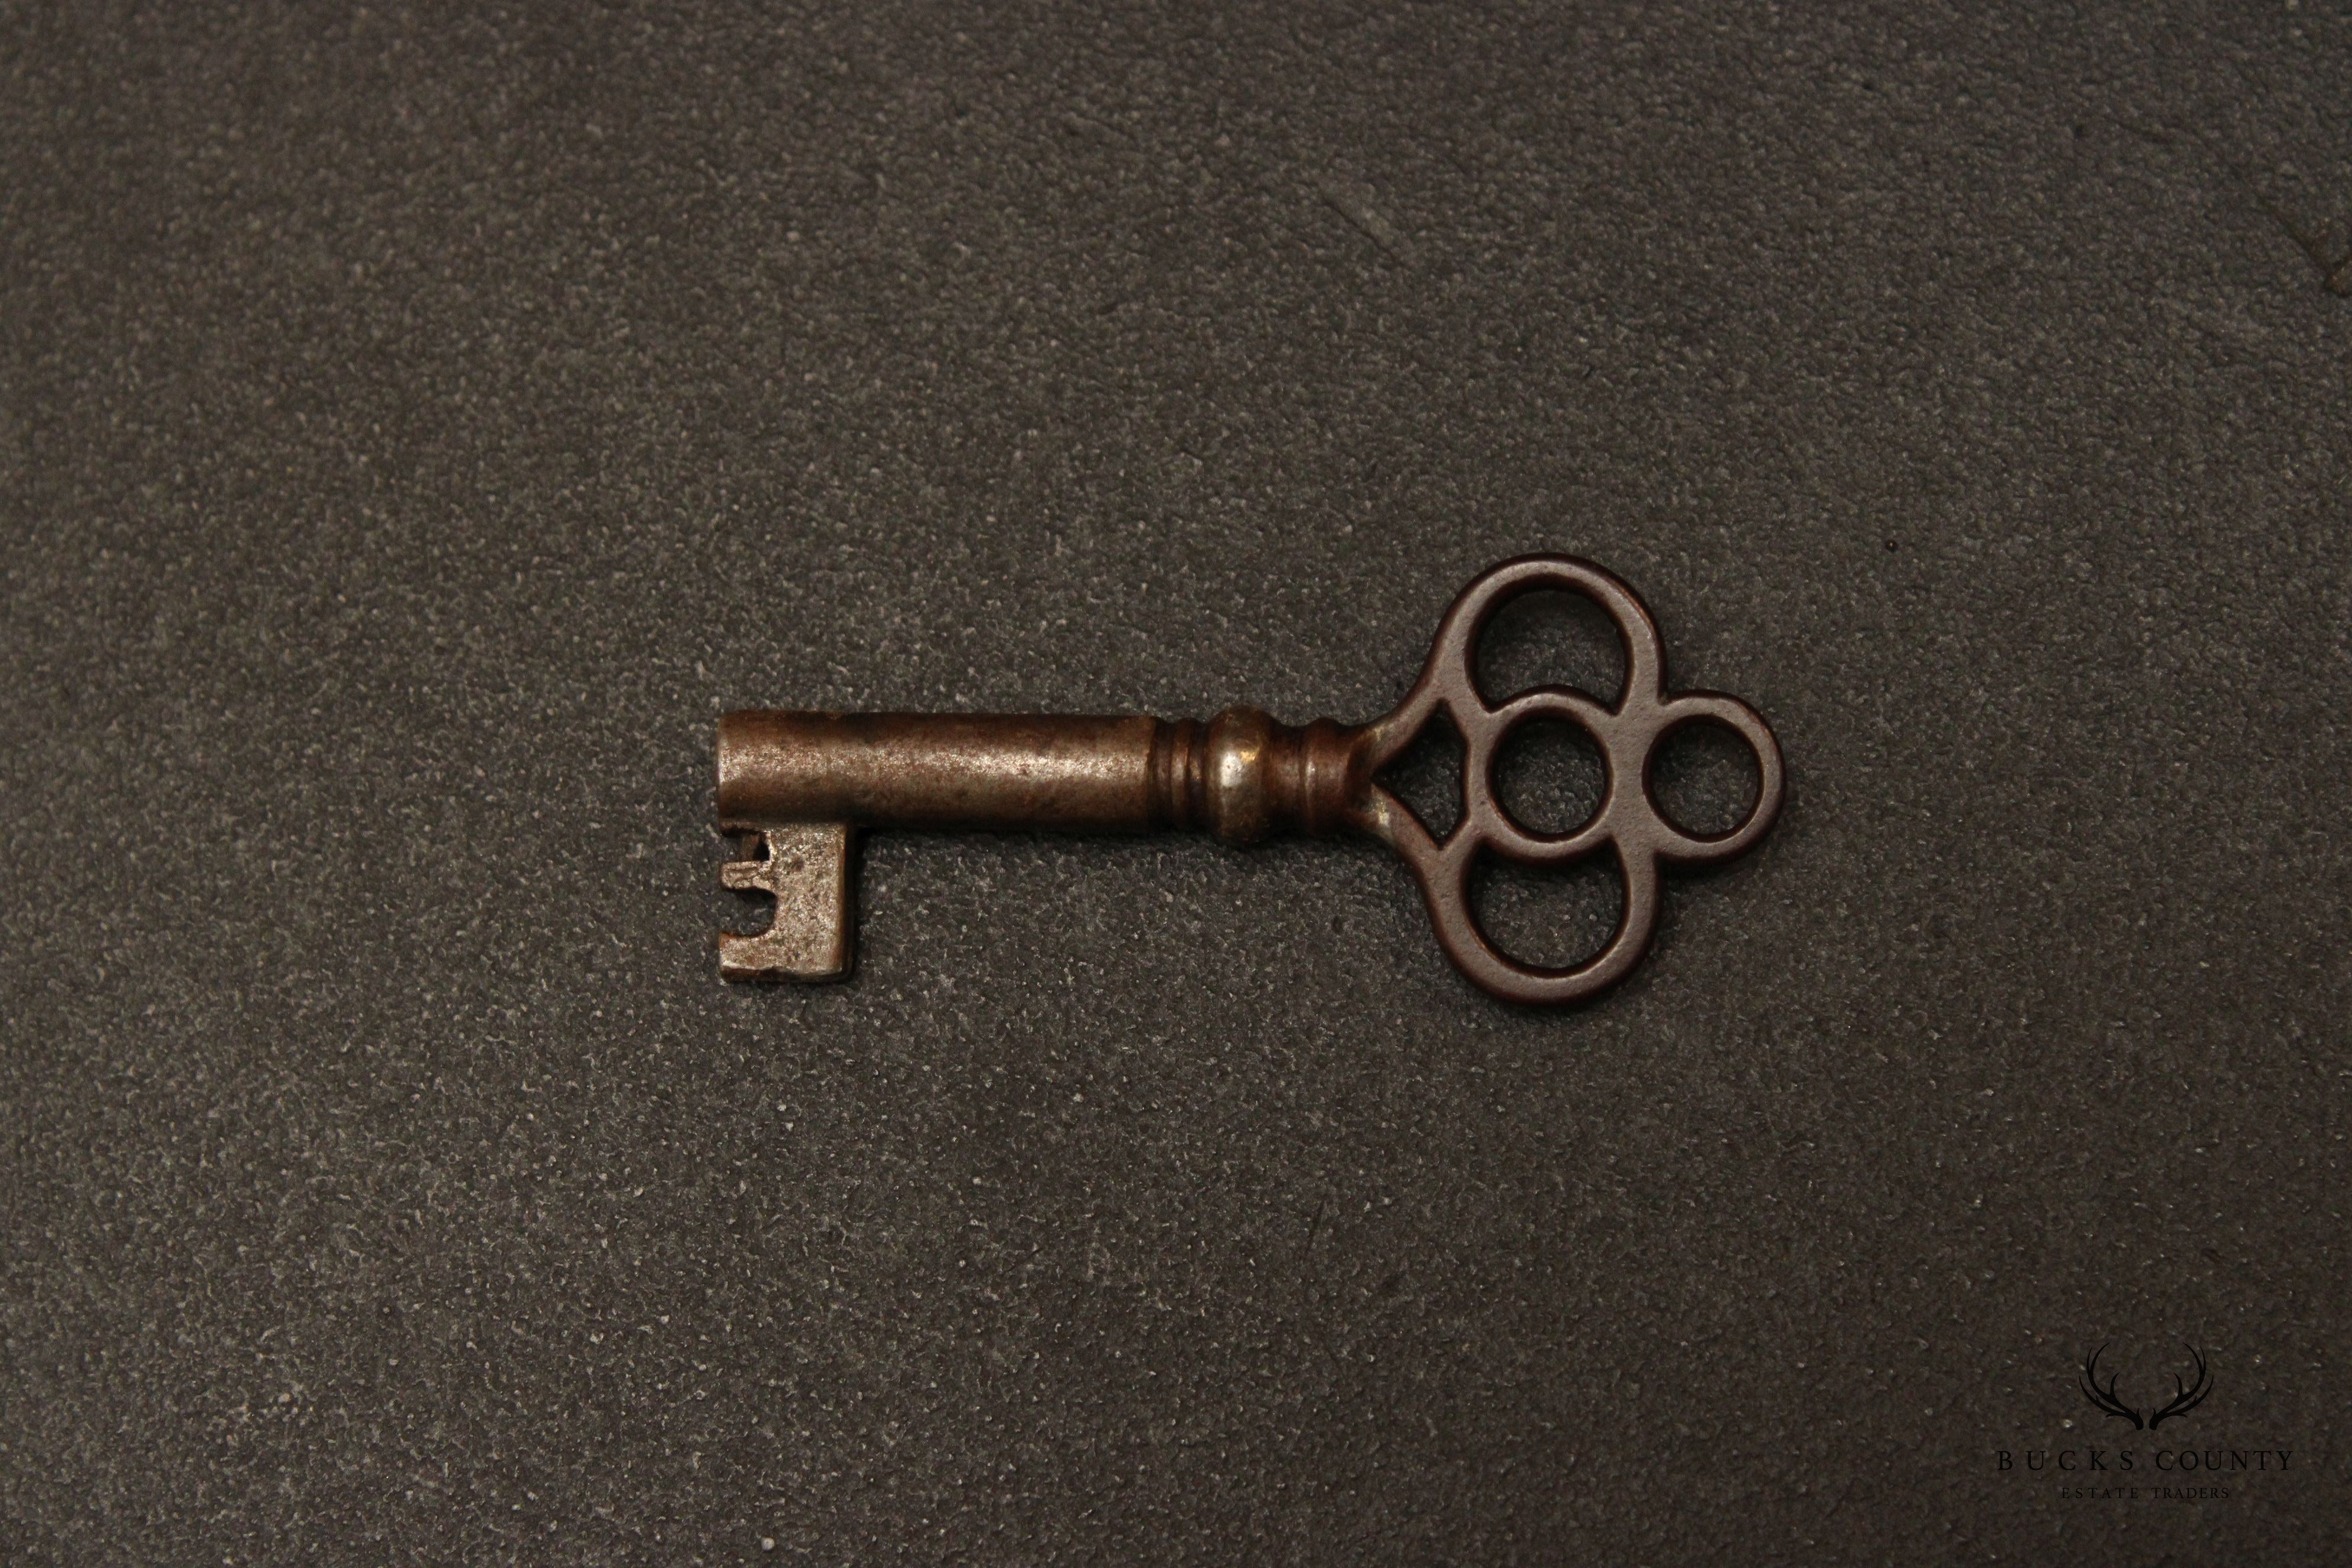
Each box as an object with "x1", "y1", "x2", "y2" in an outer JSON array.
[{"x1": 717, "y1": 821, "x2": 854, "y2": 982}]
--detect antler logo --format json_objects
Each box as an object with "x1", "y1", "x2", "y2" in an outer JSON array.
[{"x1": 2078, "y1": 1343, "x2": 2213, "y2": 1430}]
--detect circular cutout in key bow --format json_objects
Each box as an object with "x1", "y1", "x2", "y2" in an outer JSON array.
[{"x1": 1350, "y1": 556, "x2": 1785, "y2": 1005}]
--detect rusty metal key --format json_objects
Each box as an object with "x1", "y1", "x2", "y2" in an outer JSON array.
[{"x1": 716, "y1": 555, "x2": 1783, "y2": 1005}]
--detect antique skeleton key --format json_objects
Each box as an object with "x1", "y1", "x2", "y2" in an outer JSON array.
[{"x1": 716, "y1": 556, "x2": 1782, "y2": 1005}]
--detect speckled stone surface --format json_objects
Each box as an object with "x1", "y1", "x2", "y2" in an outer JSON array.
[{"x1": 4, "y1": 4, "x2": 2348, "y2": 1562}]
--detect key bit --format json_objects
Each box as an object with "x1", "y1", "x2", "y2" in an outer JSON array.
[
  {"x1": 715, "y1": 555, "x2": 1784, "y2": 1005},
  {"x1": 717, "y1": 822, "x2": 852, "y2": 981}
]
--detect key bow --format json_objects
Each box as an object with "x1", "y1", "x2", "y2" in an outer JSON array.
[{"x1": 1351, "y1": 555, "x2": 1784, "y2": 1005}]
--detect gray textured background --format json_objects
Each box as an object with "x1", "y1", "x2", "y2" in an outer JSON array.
[{"x1": 4, "y1": 2, "x2": 2348, "y2": 1563}]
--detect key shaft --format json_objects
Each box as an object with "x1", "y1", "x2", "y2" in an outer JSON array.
[
  {"x1": 717, "y1": 708, "x2": 1366, "y2": 843},
  {"x1": 716, "y1": 708, "x2": 1371, "y2": 984}
]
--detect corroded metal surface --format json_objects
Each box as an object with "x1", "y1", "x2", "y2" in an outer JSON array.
[
  {"x1": 717, "y1": 556, "x2": 1782, "y2": 1005},
  {"x1": 717, "y1": 821, "x2": 852, "y2": 981},
  {"x1": 718, "y1": 712, "x2": 1165, "y2": 832}
]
